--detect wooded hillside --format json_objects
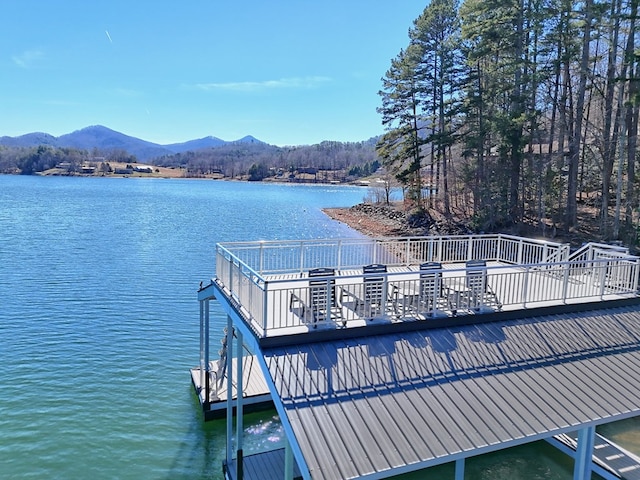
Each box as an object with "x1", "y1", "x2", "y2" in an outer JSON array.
[{"x1": 378, "y1": 0, "x2": 639, "y2": 246}]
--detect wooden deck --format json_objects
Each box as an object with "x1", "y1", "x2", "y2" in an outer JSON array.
[{"x1": 190, "y1": 355, "x2": 271, "y2": 420}]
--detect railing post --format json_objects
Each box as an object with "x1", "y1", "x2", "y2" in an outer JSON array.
[
  {"x1": 259, "y1": 242, "x2": 264, "y2": 275},
  {"x1": 337, "y1": 240, "x2": 342, "y2": 271},
  {"x1": 467, "y1": 236, "x2": 473, "y2": 262},
  {"x1": 517, "y1": 238, "x2": 524, "y2": 265},
  {"x1": 522, "y1": 266, "x2": 529, "y2": 308},
  {"x1": 299, "y1": 241, "x2": 304, "y2": 274},
  {"x1": 263, "y1": 281, "x2": 269, "y2": 335},
  {"x1": 598, "y1": 260, "x2": 607, "y2": 299},
  {"x1": 562, "y1": 262, "x2": 570, "y2": 303},
  {"x1": 406, "y1": 238, "x2": 411, "y2": 265}
]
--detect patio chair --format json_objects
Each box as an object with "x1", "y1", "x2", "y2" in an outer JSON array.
[
  {"x1": 306, "y1": 267, "x2": 343, "y2": 327},
  {"x1": 465, "y1": 260, "x2": 501, "y2": 312},
  {"x1": 417, "y1": 261, "x2": 450, "y2": 317},
  {"x1": 362, "y1": 264, "x2": 388, "y2": 319}
]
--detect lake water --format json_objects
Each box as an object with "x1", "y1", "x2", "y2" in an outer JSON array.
[{"x1": 0, "y1": 174, "x2": 634, "y2": 479}]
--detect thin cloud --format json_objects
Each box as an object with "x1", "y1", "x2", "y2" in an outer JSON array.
[
  {"x1": 112, "y1": 88, "x2": 142, "y2": 97},
  {"x1": 12, "y1": 49, "x2": 44, "y2": 68},
  {"x1": 193, "y1": 76, "x2": 331, "y2": 92}
]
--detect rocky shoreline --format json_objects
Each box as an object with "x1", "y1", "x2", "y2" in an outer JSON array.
[{"x1": 323, "y1": 203, "x2": 471, "y2": 238}]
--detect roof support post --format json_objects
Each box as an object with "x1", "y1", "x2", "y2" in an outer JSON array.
[
  {"x1": 284, "y1": 437, "x2": 294, "y2": 480},
  {"x1": 455, "y1": 458, "x2": 465, "y2": 480},
  {"x1": 203, "y1": 298, "x2": 211, "y2": 410},
  {"x1": 235, "y1": 328, "x2": 245, "y2": 480},
  {"x1": 226, "y1": 316, "x2": 233, "y2": 467},
  {"x1": 573, "y1": 425, "x2": 595, "y2": 480},
  {"x1": 199, "y1": 299, "x2": 205, "y2": 402}
]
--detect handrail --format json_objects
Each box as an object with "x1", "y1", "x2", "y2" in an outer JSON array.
[
  {"x1": 217, "y1": 234, "x2": 570, "y2": 277},
  {"x1": 569, "y1": 242, "x2": 630, "y2": 262},
  {"x1": 210, "y1": 235, "x2": 640, "y2": 339}
]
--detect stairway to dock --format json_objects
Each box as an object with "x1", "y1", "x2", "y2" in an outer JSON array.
[{"x1": 548, "y1": 432, "x2": 640, "y2": 479}]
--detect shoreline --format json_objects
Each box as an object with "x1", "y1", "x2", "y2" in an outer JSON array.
[{"x1": 323, "y1": 205, "x2": 411, "y2": 238}]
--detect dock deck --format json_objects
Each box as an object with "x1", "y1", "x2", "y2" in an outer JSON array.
[
  {"x1": 224, "y1": 449, "x2": 302, "y2": 480},
  {"x1": 190, "y1": 355, "x2": 271, "y2": 420}
]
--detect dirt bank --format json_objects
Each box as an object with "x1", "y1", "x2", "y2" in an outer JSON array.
[{"x1": 324, "y1": 203, "x2": 470, "y2": 238}]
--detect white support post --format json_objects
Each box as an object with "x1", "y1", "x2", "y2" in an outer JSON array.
[
  {"x1": 199, "y1": 299, "x2": 205, "y2": 391},
  {"x1": 284, "y1": 438, "x2": 294, "y2": 480},
  {"x1": 225, "y1": 317, "x2": 233, "y2": 467},
  {"x1": 455, "y1": 458, "x2": 465, "y2": 480},
  {"x1": 573, "y1": 425, "x2": 595, "y2": 480},
  {"x1": 203, "y1": 299, "x2": 210, "y2": 409},
  {"x1": 236, "y1": 329, "x2": 245, "y2": 480}
]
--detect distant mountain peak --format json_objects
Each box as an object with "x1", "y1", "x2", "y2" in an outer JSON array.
[
  {"x1": 234, "y1": 135, "x2": 264, "y2": 144},
  {"x1": 0, "y1": 126, "x2": 270, "y2": 160}
]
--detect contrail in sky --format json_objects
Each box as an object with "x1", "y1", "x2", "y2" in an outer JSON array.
[{"x1": 105, "y1": 30, "x2": 113, "y2": 43}]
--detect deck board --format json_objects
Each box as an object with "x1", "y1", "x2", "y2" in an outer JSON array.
[{"x1": 224, "y1": 448, "x2": 302, "y2": 480}]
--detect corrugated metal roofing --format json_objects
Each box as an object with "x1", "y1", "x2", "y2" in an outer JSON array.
[{"x1": 263, "y1": 305, "x2": 640, "y2": 479}]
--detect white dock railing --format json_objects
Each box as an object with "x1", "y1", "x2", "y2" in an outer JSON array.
[
  {"x1": 217, "y1": 234, "x2": 570, "y2": 276},
  {"x1": 213, "y1": 236, "x2": 639, "y2": 338}
]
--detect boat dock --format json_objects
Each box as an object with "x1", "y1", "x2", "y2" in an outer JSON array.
[{"x1": 194, "y1": 234, "x2": 640, "y2": 480}]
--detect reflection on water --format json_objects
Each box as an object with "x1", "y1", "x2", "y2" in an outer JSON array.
[{"x1": 244, "y1": 414, "x2": 286, "y2": 452}]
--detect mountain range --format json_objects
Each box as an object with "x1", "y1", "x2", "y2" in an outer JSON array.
[{"x1": 0, "y1": 125, "x2": 265, "y2": 161}]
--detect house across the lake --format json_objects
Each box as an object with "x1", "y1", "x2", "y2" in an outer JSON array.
[{"x1": 193, "y1": 234, "x2": 640, "y2": 480}]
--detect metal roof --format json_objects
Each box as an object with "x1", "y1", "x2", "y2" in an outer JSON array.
[{"x1": 263, "y1": 304, "x2": 640, "y2": 479}]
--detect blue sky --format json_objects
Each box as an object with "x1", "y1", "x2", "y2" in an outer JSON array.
[{"x1": 1, "y1": 1, "x2": 426, "y2": 147}]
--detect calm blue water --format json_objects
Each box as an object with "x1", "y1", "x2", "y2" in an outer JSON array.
[{"x1": 0, "y1": 175, "x2": 630, "y2": 479}]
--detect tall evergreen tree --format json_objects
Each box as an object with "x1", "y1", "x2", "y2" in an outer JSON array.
[
  {"x1": 409, "y1": 0, "x2": 462, "y2": 216},
  {"x1": 377, "y1": 44, "x2": 426, "y2": 207}
]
